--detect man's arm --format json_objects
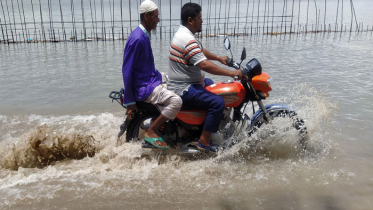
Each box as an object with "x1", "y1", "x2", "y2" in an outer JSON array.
[
  {"x1": 197, "y1": 59, "x2": 243, "y2": 79},
  {"x1": 122, "y1": 39, "x2": 142, "y2": 115},
  {"x1": 203, "y1": 48, "x2": 229, "y2": 65}
]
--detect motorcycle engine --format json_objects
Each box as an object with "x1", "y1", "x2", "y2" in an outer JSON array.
[{"x1": 218, "y1": 108, "x2": 236, "y2": 139}]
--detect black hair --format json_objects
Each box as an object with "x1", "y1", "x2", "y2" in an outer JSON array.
[{"x1": 181, "y1": 3, "x2": 201, "y2": 26}]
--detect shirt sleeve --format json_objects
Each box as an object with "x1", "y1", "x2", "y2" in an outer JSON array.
[
  {"x1": 122, "y1": 39, "x2": 142, "y2": 105},
  {"x1": 184, "y1": 40, "x2": 207, "y2": 66}
]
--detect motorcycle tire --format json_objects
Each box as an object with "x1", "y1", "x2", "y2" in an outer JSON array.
[
  {"x1": 247, "y1": 110, "x2": 308, "y2": 151},
  {"x1": 126, "y1": 113, "x2": 160, "y2": 142}
]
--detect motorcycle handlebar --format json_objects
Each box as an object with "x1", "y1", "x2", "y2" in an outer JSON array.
[
  {"x1": 226, "y1": 57, "x2": 240, "y2": 70},
  {"x1": 226, "y1": 57, "x2": 250, "y2": 78}
]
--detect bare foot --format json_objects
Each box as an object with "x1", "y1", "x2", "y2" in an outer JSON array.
[{"x1": 144, "y1": 130, "x2": 159, "y2": 139}]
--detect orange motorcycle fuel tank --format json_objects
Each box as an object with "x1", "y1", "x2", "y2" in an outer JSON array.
[{"x1": 205, "y1": 81, "x2": 246, "y2": 107}]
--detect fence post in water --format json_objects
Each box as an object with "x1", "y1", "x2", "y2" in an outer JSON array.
[
  {"x1": 81, "y1": 0, "x2": 86, "y2": 40},
  {"x1": 324, "y1": 0, "x2": 326, "y2": 31},
  {"x1": 169, "y1": 0, "x2": 171, "y2": 40},
  {"x1": 251, "y1": 0, "x2": 255, "y2": 35},
  {"x1": 0, "y1": 0, "x2": 10, "y2": 43},
  {"x1": 120, "y1": 0, "x2": 123, "y2": 40},
  {"x1": 290, "y1": 0, "x2": 295, "y2": 35},
  {"x1": 20, "y1": 0, "x2": 28, "y2": 40},
  {"x1": 340, "y1": 0, "x2": 344, "y2": 33},
  {"x1": 47, "y1": 0, "x2": 54, "y2": 41},
  {"x1": 280, "y1": 0, "x2": 285, "y2": 34},
  {"x1": 93, "y1": 0, "x2": 98, "y2": 40},
  {"x1": 10, "y1": 0, "x2": 18, "y2": 42},
  {"x1": 256, "y1": 0, "x2": 260, "y2": 34},
  {"x1": 335, "y1": 0, "x2": 339, "y2": 32},
  {"x1": 88, "y1": 0, "x2": 94, "y2": 39},
  {"x1": 0, "y1": 17, "x2": 5, "y2": 42},
  {"x1": 128, "y1": 0, "x2": 132, "y2": 31},
  {"x1": 4, "y1": 0, "x2": 14, "y2": 42}
]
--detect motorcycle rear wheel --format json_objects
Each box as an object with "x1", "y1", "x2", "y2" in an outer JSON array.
[{"x1": 126, "y1": 113, "x2": 159, "y2": 142}]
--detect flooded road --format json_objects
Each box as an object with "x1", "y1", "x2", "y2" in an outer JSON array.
[{"x1": 1, "y1": 32, "x2": 373, "y2": 209}]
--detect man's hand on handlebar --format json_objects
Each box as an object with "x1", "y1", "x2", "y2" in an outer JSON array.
[
  {"x1": 126, "y1": 104, "x2": 138, "y2": 116},
  {"x1": 231, "y1": 69, "x2": 248, "y2": 80},
  {"x1": 217, "y1": 56, "x2": 229, "y2": 65}
]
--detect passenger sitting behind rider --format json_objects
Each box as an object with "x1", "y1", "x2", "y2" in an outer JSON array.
[
  {"x1": 122, "y1": 0, "x2": 182, "y2": 149},
  {"x1": 168, "y1": 3, "x2": 246, "y2": 153}
]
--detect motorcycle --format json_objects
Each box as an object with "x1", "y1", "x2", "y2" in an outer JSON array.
[{"x1": 109, "y1": 37, "x2": 308, "y2": 155}]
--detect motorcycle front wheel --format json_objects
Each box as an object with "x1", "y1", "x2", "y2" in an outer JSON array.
[{"x1": 247, "y1": 110, "x2": 308, "y2": 151}]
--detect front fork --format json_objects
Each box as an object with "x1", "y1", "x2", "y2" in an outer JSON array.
[
  {"x1": 257, "y1": 100, "x2": 270, "y2": 123},
  {"x1": 247, "y1": 82, "x2": 270, "y2": 123}
]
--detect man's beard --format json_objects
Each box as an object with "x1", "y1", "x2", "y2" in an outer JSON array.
[
  {"x1": 197, "y1": 28, "x2": 202, "y2": 33},
  {"x1": 151, "y1": 28, "x2": 157, "y2": 35}
]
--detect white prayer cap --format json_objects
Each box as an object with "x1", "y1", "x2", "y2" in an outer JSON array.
[{"x1": 139, "y1": 0, "x2": 158, "y2": 14}]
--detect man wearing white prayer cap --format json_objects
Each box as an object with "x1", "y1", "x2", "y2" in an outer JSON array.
[
  {"x1": 121, "y1": 0, "x2": 182, "y2": 149},
  {"x1": 139, "y1": 0, "x2": 158, "y2": 14}
]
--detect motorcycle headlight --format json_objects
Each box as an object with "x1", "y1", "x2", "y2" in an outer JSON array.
[{"x1": 267, "y1": 77, "x2": 272, "y2": 89}]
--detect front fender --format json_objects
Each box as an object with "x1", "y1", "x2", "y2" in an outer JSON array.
[{"x1": 248, "y1": 103, "x2": 292, "y2": 129}]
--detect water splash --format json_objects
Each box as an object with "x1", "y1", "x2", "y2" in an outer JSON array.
[{"x1": 0, "y1": 125, "x2": 96, "y2": 170}]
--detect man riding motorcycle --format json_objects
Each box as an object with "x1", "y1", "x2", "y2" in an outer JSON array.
[
  {"x1": 122, "y1": 0, "x2": 182, "y2": 149},
  {"x1": 168, "y1": 3, "x2": 246, "y2": 153}
]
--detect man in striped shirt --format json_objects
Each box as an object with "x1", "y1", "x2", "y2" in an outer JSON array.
[{"x1": 168, "y1": 3, "x2": 245, "y2": 153}]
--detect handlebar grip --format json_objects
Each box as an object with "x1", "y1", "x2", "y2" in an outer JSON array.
[
  {"x1": 241, "y1": 68, "x2": 250, "y2": 78},
  {"x1": 226, "y1": 58, "x2": 234, "y2": 67}
]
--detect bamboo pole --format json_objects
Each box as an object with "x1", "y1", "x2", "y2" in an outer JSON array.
[
  {"x1": 58, "y1": 0, "x2": 65, "y2": 40},
  {"x1": 89, "y1": 0, "x2": 95, "y2": 39},
  {"x1": 281, "y1": 0, "x2": 285, "y2": 33},
  {"x1": 93, "y1": 0, "x2": 98, "y2": 39},
  {"x1": 20, "y1": 0, "x2": 28, "y2": 40},
  {"x1": 129, "y1": 0, "x2": 132, "y2": 31},
  {"x1": 30, "y1": 0, "x2": 37, "y2": 40},
  {"x1": 306, "y1": 0, "x2": 310, "y2": 33},
  {"x1": 38, "y1": 0, "x2": 45, "y2": 41},
  {"x1": 0, "y1": 17, "x2": 5, "y2": 42},
  {"x1": 0, "y1": 0, "x2": 10, "y2": 42},
  {"x1": 120, "y1": 0, "x2": 123, "y2": 39},
  {"x1": 336, "y1": 0, "x2": 340, "y2": 31},
  {"x1": 340, "y1": 0, "x2": 343, "y2": 32},
  {"x1": 251, "y1": 0, "x2": 255, "y2": 35},
  {"x1": 290, "y1": 0, "x2": 295, "y2": 34},
  {"x1": 81, "y1": 0, "x2": 86, "y2": 40}
]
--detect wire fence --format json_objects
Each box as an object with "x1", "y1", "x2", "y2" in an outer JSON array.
[{"x1": 0, "y1": 0, "x2": 371, "y2": 44}]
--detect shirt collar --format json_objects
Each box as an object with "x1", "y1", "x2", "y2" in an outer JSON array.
[
  {"x1": 179, "y1": 25, "x2": 194, "y2": 36},
  {"x1": 139, "y1": 24, "x2": 151, "y2": 38}
]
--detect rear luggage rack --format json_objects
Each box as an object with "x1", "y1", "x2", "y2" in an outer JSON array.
[{"x1": 109, "y1": 88, "x2": 126, "y2": 108}]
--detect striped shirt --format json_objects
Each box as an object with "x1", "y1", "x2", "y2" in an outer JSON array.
[{"x1": 168, "y1": 25, "x2": 207, "y2": 95}]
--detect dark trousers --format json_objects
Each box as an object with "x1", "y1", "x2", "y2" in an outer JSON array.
[{"x1": 181, "y1": 78, "x2": 225, "y2": 133}]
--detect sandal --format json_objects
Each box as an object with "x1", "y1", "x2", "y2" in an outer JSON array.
[{"x1": 144, "y1": 137, "x2": 170, "y2": 149}]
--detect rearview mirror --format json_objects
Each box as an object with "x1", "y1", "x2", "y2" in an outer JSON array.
[
  {"x1": 241, "y1": 47, "x2": 246, "y2": 61},
  {"x1": 224, "y1": 37, "x2": 231, "y2": 50}
]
